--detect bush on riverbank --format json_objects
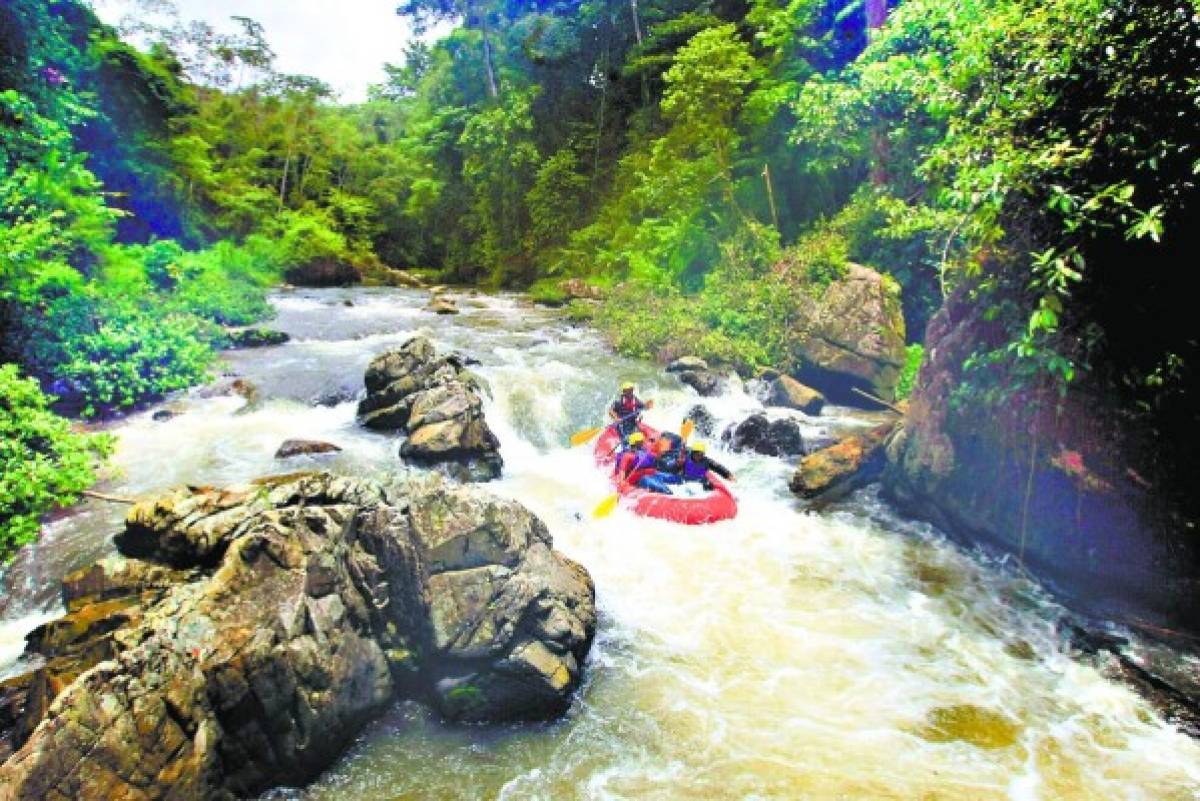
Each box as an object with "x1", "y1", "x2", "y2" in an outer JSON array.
[{"x1": 0, "y1": 365, "x2": 113, "y2": 562}]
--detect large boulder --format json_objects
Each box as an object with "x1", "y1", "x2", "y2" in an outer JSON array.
[
  {"x1": 677, "y1": 369, "x2": 724, "y2": 397},
  {"x1": 357, "y1": 337, "x2": 502, "y2": 481},
  {"x1": 766, "y1": 375, "x2": 826, "y2": 415},
  {"x1": 789, "y1": 422, "x2": 895, "y2": 501},
  {"x1": 723, "y1": 414, "x2": 806, "y2": 457},
  {"x1": 666, "y1": 356, "x2": 709, "y2": 374},
  {"x1": 0, "y1": 473, "x2": 595, "y2": 799},
  {"x1": 778, "y1": 263, "x2": 906, "y2": 402}
]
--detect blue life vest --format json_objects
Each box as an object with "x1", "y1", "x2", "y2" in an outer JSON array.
[{"x1": 682, "y1": 457, "x2": 709, "y2": 481}]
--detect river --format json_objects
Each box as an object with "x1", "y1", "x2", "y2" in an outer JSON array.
[{"x1": 2, "y1": 287, "x2": 1198, "y2": 800}]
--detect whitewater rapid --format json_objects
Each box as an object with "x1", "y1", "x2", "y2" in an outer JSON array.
[{"x1": 2, "y1": 288, "x2": 1197, "y2": 800}]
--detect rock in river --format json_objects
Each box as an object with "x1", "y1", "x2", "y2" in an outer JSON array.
[
  {"x1": 766, "y1": 374, "x2": 825, "y2": 416},
  {"x1": 224, "y1": 327, "x2": 290, "y2": 349},
  {"x1": 677, "y1": 369, "x2": 724, "y2": 397},
  {"x1": 789, "y1": 422, "x2": 896, "y2": 501},
  {"x1": 274, "y1": 439, "x2": 342, "y2": 459},
  {"x1": 723, "y1": 413, "x2": 806, "y2": 457},
  {"x1": 357, "y1": 336, "x2": 502, "y2": 481},
  {"x1": 666, "y1": 356, "x2": 709, "y2": 374},
  {"x1": 0, "y1": 473, "x2": 595, "y2": 799}
]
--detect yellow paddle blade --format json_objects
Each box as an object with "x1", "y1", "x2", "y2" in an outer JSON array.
[
  {"x1": 570, "y1": 426, "x2": 603, "y2": 447},
  {"x1": 681, "y1": 419, "x2": 695, "y2": 443},
  {"x1": 592, "y1": 493, "x2": 620, "y2": 519}
]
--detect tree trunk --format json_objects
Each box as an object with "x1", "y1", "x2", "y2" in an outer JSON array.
[
  {"x1": 477, "y1": 3, "x2": 499, "y2": 99},
  {"x1": 867, "y1": 0, "x2": 890, "y2": 185},
  {"x1": 629, "y1": 0, "x2": 648, "y2": 105},
  {"x1": 279, "y1": 149, "x2": 291, "y2": 208},
  {"x1": 629, "y1": 0, "x2": 644, "y2": 46}
]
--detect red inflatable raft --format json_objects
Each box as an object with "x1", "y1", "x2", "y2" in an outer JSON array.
[{"x1": 594, "y1": 423, "x2": 738, "y2": 525}]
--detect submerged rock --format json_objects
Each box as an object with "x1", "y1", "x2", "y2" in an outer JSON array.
[
  {"x1": 274, "y1": 439, "x2": 342, "y2": 459},
  {"x1": 0, "y1": 473, "x2": 595, "y2": 798},
  {"x1": 357, "y1": 336, "x2": 502, "y2": 481},
  {"x1": 311, "y1": 384, "x2": 361, "y2": 407},
  {"x1": 723, "y1": 414, "x2": 806, "y2": 457},
  {"x1": 789, "y1": 422, "x2": 896, "y2": 501}
]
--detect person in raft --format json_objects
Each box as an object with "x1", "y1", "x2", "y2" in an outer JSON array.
[
  {"x1": 678, "y1": 442, "x2": 734, "y2": 491},
  {"x1": 615, "y1": 431, "x2": 674, "y2": 494},
  {"x1": 609, "y1": 381, "x2": 653, "y2": 438}
]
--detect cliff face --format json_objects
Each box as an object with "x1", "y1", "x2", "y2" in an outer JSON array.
[{"x1": 882, "y1": 289, "x2": 1200, "y2": 632}]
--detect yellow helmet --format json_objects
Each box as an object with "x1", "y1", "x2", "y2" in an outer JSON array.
[
  {"x1": 690, "y1": 441, "x2": 707, "y2": 454},
  {"x1": 627, "y1": 432, "x2": 645, "y2": 445},
  {"x1": 620, "y1": 381, "x2": 635, "y2": 392}
]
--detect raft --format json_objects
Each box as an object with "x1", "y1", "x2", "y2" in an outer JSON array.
[{"x1": 594, "y1": 423, "x2": 738, "y2": 525}]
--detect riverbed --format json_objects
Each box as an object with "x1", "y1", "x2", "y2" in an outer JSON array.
[{"x1": 2, "y1": 287, "x2": 1197, "y2": 800}]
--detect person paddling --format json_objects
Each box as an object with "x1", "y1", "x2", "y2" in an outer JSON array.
[
  {"x1": 680, "y1": 442, "x2": 734, "y2": 491},
  {"x1": 615, "y1": 432, "x2": 672, "y2": 494},
  {"x1": 609, "y1": 381, "x2": 652, "y2": 438}
]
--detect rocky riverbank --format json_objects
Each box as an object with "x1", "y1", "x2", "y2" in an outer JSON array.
[{"x1": 0, "y1": 472, "x2": 595, "y2": 799}]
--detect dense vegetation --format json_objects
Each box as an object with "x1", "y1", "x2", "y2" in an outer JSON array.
[{"x1": 2, "y1": 0, "x2": 1197, "y2": 556}]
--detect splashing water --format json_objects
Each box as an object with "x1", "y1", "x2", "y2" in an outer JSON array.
[{"x1": 2, "y1": 288, "x2": 1197, "y2": 800}]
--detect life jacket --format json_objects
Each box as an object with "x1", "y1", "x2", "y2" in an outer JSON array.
[
  {"x1": 656, "y1": 432, "x2": 684, "y2": 472},
  {"x1": 613, "y1": 394, "x2": 642, "y2": 417},
  {"x1": 616, "y1": 448, "x2": 654, "y2": 477},
  {"x1": 682, "y1": 456, "x2": 710, "y2": 482}
]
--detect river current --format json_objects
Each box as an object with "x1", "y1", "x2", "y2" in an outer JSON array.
[{"x1": 2, "y1": 287, "x2": 1197, "y2": 800}]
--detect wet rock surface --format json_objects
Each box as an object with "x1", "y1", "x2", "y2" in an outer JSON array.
[
  {"x1": 789, "y1": 422, "x2": 896, "y2": 501},
  {"x1": 224, "y1": 327, "x2": 290, "y2": 349},
  {"x1": 765, "y1": 374, "x2": 825, "y2": 416},
  {"x1": 274, "y1": 439, "x2": 343, "y2": 459},
  {"x1": 683, "y1": 405, "x2": 716, "y2": 437},
  {"x1": 723, "y1": 414, "x2": 806, "y2": 457},
  {"x1": 357, "y1": 336, "x2": 502, "y2": 481},
  {"x1": 0, "y1": 473, "x2": 595, "y2": 799},
  {"x1": 677, "y1": 369, "x2": 724, "y2": 397},
  {"x1": 426, "y1": 295, "x2": 459, "y2": 315}
]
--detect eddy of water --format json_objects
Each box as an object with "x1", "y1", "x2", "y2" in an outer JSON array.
[{"x1": 2, "y1": 288, "x2": 1197, "y2": 799}]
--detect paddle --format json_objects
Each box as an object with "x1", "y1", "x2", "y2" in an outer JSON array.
[
  {"x1": 592, "y1": 493, "x2": 620, "y2": 519},
  {"x1": 569, "y1": 407, "x2": 647, "y2": 448}
]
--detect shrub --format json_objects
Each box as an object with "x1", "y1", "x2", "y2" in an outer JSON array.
[
  {"x1": 0, "y1": 364, "x2": 113, "y2": 561},
  {"x1": 896, "y1": 343, "x2": 925, "y2": 401}
]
